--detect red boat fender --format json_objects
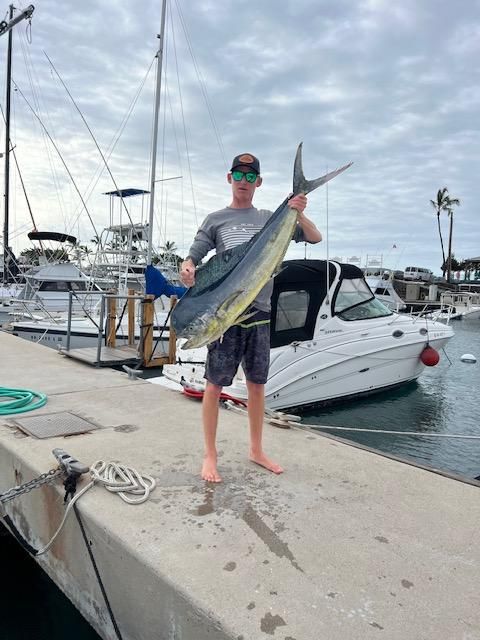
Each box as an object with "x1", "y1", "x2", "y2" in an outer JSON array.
[{"x1": 420, "y1": 345, "x2": 440, "y2": 366}]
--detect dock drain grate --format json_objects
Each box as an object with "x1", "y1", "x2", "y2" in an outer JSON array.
[{"x1": 13, "y1": 412, "x2": 99, "y2": 439}]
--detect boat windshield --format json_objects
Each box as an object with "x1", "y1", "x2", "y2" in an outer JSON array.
[{"x1": 335, "y1": 278, "x2": 392, "y2": 320}]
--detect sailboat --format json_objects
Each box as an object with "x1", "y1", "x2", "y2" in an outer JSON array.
[{"x1": 5, "y1": 2, "x2": 178, "y2": 354}]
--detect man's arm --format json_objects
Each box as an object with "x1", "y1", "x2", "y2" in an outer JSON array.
[
  {"x1": 296, "y1": 212, "x2": 322, "y2": 243},
  {"x1": 289, "y1": 194, "x2": 322, "y2": 244},
  {"x1": 180, "y1": 215, "x2": 216, "y2": 286}
]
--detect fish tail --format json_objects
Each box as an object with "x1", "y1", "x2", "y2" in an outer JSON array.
[{"x1": 293, "y1": 142, "x2": 353, "y2": 195}]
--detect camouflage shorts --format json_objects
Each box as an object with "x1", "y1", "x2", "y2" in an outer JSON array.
[{"x1": 204, "y1": 309, "x2": 271, "y2": 387}]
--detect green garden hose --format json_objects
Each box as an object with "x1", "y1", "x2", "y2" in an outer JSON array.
[{"x1": 0, "y1": 387, "x2": 47, "y2": 415}]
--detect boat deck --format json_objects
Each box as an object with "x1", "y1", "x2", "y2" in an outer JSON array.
[
  {"x1": 0, "y1": 331, "x2": 479, "y2": 640},
  {"x1": 60, "y1": 345, "x2": 142, "y2": 367}
]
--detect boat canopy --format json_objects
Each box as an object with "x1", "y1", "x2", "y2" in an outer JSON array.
[
  {"x1": 28, "y1": 231, "x2": 77, "y2": 244},
  {"x1": 103, "y1": 188, "x2": 150, "y2": 198},
  {"x1": 271, "y1": 260, "x2": 368, "y2": 348},
  {"x1": 271, "y1": 260, "x2": 336, "y2": 348}
]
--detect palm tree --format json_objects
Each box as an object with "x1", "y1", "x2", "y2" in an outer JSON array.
[
  {"x1": 430, "y1": 188, "x2": 460, "y2": 277},
  {"x1": 445, "y1": 196, "x2": 460, "y2": 282},
  {"x1": 160, "y1": 240, "x2": 178, "y2": 255}
]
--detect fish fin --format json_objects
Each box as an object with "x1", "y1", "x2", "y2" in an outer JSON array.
[
  {"x1": 293, "y1": 142, "x2": 353, "y2": 195},
  {"x1": 189, "y1": 242, "x2": 249, "y2": 297},
  {"x1": 218, "y1": 290, "x2": 243, "y2": 312},
  {"x1": 234, "y1": 310, "x2": 257, "y2": 324}
]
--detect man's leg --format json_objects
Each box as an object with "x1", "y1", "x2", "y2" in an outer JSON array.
[
  {"x1": 201, "y1": 382, "x2": 223, "y2": 482},
  {"x1": 246, "y1": 380, "x2": 283, "y2": 474}
]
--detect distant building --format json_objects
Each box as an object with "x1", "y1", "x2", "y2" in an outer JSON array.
[{"x1": 463, "y1": 256, "x2": 480, "y2": 280}]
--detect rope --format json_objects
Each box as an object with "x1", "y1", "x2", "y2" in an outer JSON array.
[
  {"x1": 304, "y1": 424, "x2": 480, "y2": 439},
  {"x1": 73, "y1": 504, "x2": 124, "y2": 640},
  {"x1": 216, "y1": 396, "x2": 480, "y2": 440},
  {"x1": 89, "y1": 460, "x2": 156, "y2": 505},
  {"x1": 35, "y1": 460, "x2": 155, "y2": 556},
  {"x1": 0, "y1": 386, "x2": 47, "y2": 415}
]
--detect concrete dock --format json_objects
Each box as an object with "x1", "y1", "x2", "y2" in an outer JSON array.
[{"x1": 0, "y1": 331, "x2": 479, "y2": 640}]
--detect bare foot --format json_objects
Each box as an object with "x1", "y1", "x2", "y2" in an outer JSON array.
[
  {"x1": 201, "y1": 454, "x2": 222, "y2": 483},
  {"x1": 249, "y1": 451, "x2": 284, "y2": 474}
]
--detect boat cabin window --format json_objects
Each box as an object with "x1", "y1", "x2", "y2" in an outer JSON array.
[
  {"x1": 270, "y1": 283, "x2": 322, "y2": 348},
  {"x1": 38, "y1": 281, "x2": 89, "y2": 292},
  {"x1": 335, "y1": 278, "x2": 392, "y2": 320},
  {"x1": 275, "y1": 290, "x2": 309, "y2": 331},
  {"x1": 38, "y1": 281, "x2": 69, "y2": 292},
  {"x1": 69, "y1": 281, "x2": 89, "y2": 291}
]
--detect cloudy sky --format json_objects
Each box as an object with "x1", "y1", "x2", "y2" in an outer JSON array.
[{"x1": 1, "y1": 0, "x2": 479, "y2": 274}]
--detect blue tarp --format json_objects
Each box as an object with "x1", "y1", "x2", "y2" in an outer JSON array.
[{"x1": 145, "y1": 265, "x2": 186, "y2": 299}]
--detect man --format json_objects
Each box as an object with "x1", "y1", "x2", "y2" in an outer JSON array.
[{"x1": 180, "y1": 153, "x2": 322, "y2": 482}]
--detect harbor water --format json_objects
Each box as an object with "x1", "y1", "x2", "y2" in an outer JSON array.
[
  {"x1": 1, "y1": 319, "x2": 478, "y2": 639},
  {"x1": 302, "y1": 318, "x2": 480, "y2": 480}
]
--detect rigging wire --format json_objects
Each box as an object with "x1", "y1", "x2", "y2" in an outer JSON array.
[
  {"x1": 66, "y1": 56, "x2": 156, "y2": 240},
  {"x1": 18, "y1": 24, "x2": 70, "y2": 232},
  {"x1": 165, "y1": 80, "x2": 185, "y2": 253},
  {"x1": 164, "y1": 10, "x2": 186, "y2": 255},
  {"x1": 170, "y1": 3, "x2": 198, "y2": 231},
  {"x1": 43, "y1": 52, "x2": 141, "y2": 246},
  {"x1": 11, "y1": 79, "x2": 100, "y2": 241},
  {"x1": 174, "y1": 0, "x2": 227, "y2": 169}
]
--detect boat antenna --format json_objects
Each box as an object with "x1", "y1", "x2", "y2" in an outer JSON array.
[
  {"x1": 325, "y1": 163, "x2": 330, "y2": 305},
  {"x1": 147, "y1": 0, "x2": 168, "y2": 265}
]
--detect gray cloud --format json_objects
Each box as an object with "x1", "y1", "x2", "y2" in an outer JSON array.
[{"x1": 1, "y1": 0, "x2": 478, "y2": 272}]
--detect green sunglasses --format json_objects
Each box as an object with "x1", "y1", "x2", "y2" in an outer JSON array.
[{"x1": 231, "y1": 170, "x2": 258, "y2": 183}]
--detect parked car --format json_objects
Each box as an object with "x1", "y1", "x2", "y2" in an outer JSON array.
[{"x1": 404, "y1": 266, "x2": 434, "y2": 282}]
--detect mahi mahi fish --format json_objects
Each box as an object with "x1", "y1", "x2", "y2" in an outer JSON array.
[{"x1": 172, "y1": 143, "x2": 352, "y2": 349}]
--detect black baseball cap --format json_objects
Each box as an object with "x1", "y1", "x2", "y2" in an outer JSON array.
[{"x1": 230, "y1": 153, "x2": 260, "y2": 175}]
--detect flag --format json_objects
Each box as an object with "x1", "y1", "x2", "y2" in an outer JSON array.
[{"x1": 145, "y1": 265, "x2": 187, "y2": 299}]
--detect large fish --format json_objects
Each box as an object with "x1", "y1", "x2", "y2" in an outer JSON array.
[{"x1": 172, "y1": 143, "x2": 352, "y2": 349}]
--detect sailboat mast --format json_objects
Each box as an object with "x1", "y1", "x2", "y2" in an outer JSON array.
[
  {"x1": 147, "y1": 0, "x2": 167, "y2": 266},
  {"x1": 2, "y1": 5, "x2": 13, "y2": 284},
  {"x1": 1, "y1": 3, "x2": 34, "y2": 284}
]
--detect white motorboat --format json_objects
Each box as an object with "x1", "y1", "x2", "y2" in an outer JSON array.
[
  {"x1": 0, "y1": 261, "x2": 103, "y2": 323},
  {"x1": 438, "y1": 291, "x2": 480, "y2": 321},
  {"x1": 0, "y1": 229, "x2": 105, "y2": 323},
  {"x1": 156, "y1": 259, "x2": 454, "y2": 411}
]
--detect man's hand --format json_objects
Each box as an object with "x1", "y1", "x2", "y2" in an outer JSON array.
[
  {"x1": 288, "y1": 194, "x2": 307, "y2": 217},
  {"x1": 180, "y1": 258, "x2": 196, "y2": 287}
]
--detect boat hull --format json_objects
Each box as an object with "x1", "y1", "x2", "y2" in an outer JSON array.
[
  {"x1": 8, "y1": 317, "x2": 170, "y2": 351},
  {"x1": 161, "y1": 315, "x2": 454, "y2": 412}
]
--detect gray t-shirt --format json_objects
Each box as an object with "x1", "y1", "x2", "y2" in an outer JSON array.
[{"x1": 187, "y1": 206, "x2": 306, "y2": 312}]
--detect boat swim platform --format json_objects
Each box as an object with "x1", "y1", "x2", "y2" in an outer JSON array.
[{"x1": 0, "y1": 331, "x2": 478, "y2": 640}]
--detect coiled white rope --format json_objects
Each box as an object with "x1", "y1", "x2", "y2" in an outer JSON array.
[
  {"x1": 90, "y1": 460, "x2": 156, "y2": 504},
  {"x1": 36, "y1": 460, "x2": 155, "y2": 556}
]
